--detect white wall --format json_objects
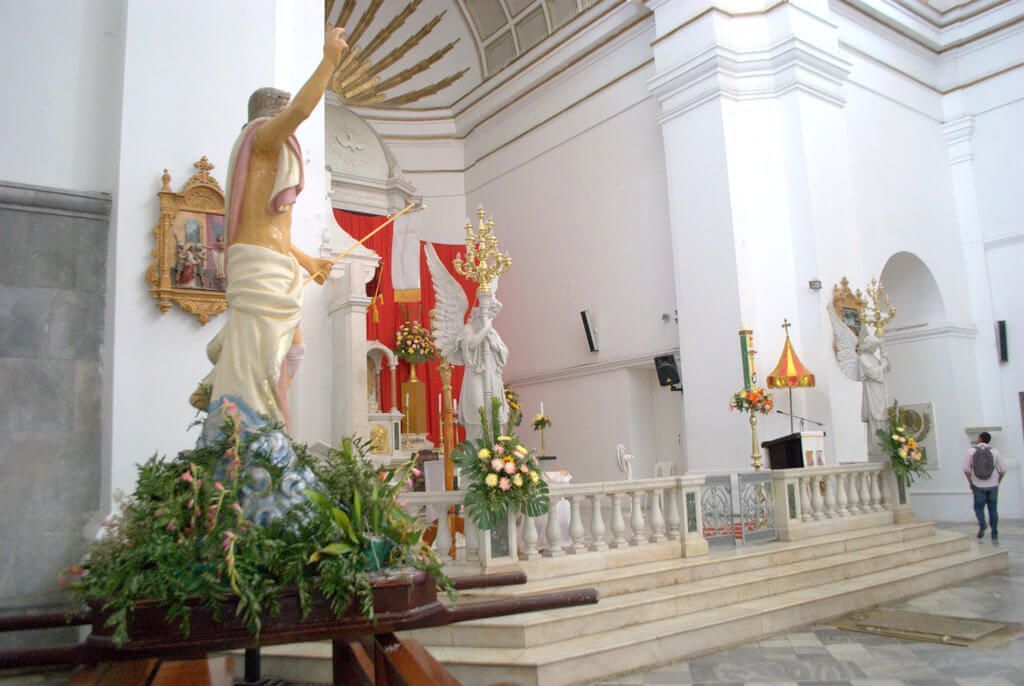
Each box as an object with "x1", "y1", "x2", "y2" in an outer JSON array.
[
  {"x1": 102, "y1": 0, "x2": 328, "y2": 513},
  {"x1": 0, "y1": 0, "x2": 126, "y2": 192},
  {"x1": 964, "y1": 70, "x2": 1024, "y2": 518}
]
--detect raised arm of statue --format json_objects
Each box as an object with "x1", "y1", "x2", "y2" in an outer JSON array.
[
  {"x1": 255, "y1": 28, "x2": 347, "y2": 153},
  {"x1": 288, "y1": 244, "x2": 332, "y2": 285}
]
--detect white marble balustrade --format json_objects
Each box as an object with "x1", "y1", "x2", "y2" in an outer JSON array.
[
  {"x1": 771, "y1": 463, "x2": 913, "y2": 541},
  {"x1": 400, "y1": 475, "x2": 709, "y2": 570}
]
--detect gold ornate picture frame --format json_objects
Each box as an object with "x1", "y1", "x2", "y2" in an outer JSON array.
[
  {"x1": 832, "y1": 277, "x2": 867, "y2": 339},
  {"x1": 146, "y1": 157, "x2": 228, "y2": 325}
]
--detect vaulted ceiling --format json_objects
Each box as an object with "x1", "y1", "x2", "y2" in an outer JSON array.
[{"x1": 325, "y1": 0, "x2": 599, "y2": 110}]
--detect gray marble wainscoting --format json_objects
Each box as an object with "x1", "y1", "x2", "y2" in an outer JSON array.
[{"x1": 0, "y1": 181, "x2": 110, "y2": 651}]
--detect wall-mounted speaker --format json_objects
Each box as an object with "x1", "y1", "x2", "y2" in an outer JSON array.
[
  {"x1": 997, "y1": 320, "x2": 1008, "y2": 363},
  {"x1": 580, "y1": 310, "x2": 599, "y2": 352},
  {"x1": 654, "y1": 354, "x2": 682, "y2": 392}
]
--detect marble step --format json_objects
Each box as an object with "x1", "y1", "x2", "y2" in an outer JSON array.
[
  {"x1": 410, "y1": 529, "x2": 968, "y2": 649},
  {"x1": 427, "y1": 543, "x2": 1007, "y2": 686},
  {"x1": 454, "y1": 521, "x2": 936, "y2": 602}
]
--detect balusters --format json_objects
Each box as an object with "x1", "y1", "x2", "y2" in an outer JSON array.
[
  {"x1": 649, "y1": 488, "x2": 666, "y2": 542},
  {"x1": 544, "y1": 495, "x2": 565, "y2": 557},
  {"x1": 434, "y1": 510, "x2": 453, "y2": 563},
  {"x1": 666, "y1": 488, "x2": 681, "y2": 540},
  {"x1": 857, "y1": 471, "x2": 872, "y2": 513},
  {"x1": 800, "y1": 477, "x2": 813, "y2": 522},
  {"x1": 835, "y1": 472, "x2": 849, "y2": 517},
  {"x1": 590, "y1": 493, "x2": 609, "y2": 551},
  {"x1": 847, "y1": 471, "x2": 862, "y2": 514},
  {"x1": 629, "y1": 490, "x2": 647, "y2": 546},
  {"x1": 521, "y1": 513, "x2": 540, "y2": 559},
  {"x1": 823, "y1": 475, "x2": 838, "y2": 518},
  {"x1": 568, "y1": 496, "x2": 587, "y2": 554},
  {"x1": 811, "y1": 475, "x2": 826, "y2": 520},
  {"x1": 609, "y1": 492, "x2": 628, "y2": 549},
  {"x1": 869, "y1": 470, "x2": 882, "y2": 511},
  {"x1": 878, "y1": 470, "x2": 891, "y2": 510}
]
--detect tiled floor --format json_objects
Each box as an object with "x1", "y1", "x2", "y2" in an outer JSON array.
[{"x1": 594, "y1": 520, "x2": 1024, "y2": 686}]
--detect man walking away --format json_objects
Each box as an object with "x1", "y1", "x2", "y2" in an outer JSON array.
[{"x1": 963, "y1": 432, "x2": 1006, "y2": 543}]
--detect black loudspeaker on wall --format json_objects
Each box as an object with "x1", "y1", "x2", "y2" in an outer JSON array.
[
  {"x1": 580, "y1": 310, "x2": 599, "y2": 352},
  {"x1": 654, "y1": 354, "x2": 682, "y2": 392},
  {"x1": 997, "y1": 320, "x2": 1008, "y2": 362}
]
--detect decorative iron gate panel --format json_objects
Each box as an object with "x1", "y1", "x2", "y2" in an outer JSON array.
[
  {"x1": 700, "y1": 474, "x2": 735, "y2": 548},
  {"x1": 738, "y1": 471, "x2": 777, "y2": 544}
]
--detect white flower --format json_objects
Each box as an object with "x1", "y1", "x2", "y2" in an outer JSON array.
[{"x1": 485, "y1": 473, "x2": 499, "y2": 487}]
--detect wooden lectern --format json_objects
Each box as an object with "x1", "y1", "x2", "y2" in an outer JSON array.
[{"x1": 761, "y1": 431, "x2": 827, "y2": 469}]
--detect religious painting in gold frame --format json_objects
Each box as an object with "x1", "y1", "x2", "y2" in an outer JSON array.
[
  {"x1": 146, "y1": 157, "x2": 228, "y2": 325},
  {"x1": 831, "y1": 277, "x2": 867, "y2": 340}
]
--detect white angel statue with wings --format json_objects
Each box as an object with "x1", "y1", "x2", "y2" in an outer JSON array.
[
  {"x1": 828, "y1": 306, "x2": 890, "y2": 458},
  {"x1": 426, "y1": 244, "x2": 509, "y2": 441}
]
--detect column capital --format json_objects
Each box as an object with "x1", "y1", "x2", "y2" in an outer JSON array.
[
  {"x1": 942, "y1": 116, "x2": 975, "y2": 165},
  {"x1": 648, "y1": 2, "x2": 850, "y2": 123}
]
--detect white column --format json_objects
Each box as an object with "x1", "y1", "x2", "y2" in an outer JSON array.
[
  {"x1": 544, "y1": 495, "x2": 565, "y2": 557},
  {"x1": 521, "y1": 514, "x2": 540, "y2": 560},
  {"x1": 567, "y1": 496, "x2": 587, "y2": 554},
  {"x1": 328, "y1": 255, "x2": 379, "y2": 444},
  {"x1": 649, "y1": 0, "x2": 866, "y2": 472},
  {"x1": 941, "y1": 111, "x2": 1003, "y2": 427},
  {"x1": 609, "y1": 492, "x2": 628, "y2": 549},
  {"x1": 629, "y1": 491, "x2": 647, "y2": 546},
  {"x1": 590, "y1": 494, "x2": 609, "y2": 551}
]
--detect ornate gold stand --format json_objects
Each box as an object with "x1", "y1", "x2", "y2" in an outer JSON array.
[
  {"x1": 750, "y1": 412, "x2": 762, "y2": 471},
  {"x1": 401, "y1": 364, "x2": 427, "y2": 435}
]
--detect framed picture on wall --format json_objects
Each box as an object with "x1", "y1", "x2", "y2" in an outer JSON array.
[
  {"x1": 146, "y1": 157, "x2": 228, "y2": 325},
  {"x1": 898, "y1": 402, "x2": 938, "y2": 470}
]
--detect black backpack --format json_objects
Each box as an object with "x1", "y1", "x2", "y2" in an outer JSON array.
[{"x1": 972, "y1": 445, "x2": 995, "y2": 480}]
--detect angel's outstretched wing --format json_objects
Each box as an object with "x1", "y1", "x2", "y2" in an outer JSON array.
[
  {"x1": 425, "y1": 244, "x2": 469, "y2": 364},
  {"x1": 828, "y1": 305, "x2": 861, "y2": 381}
]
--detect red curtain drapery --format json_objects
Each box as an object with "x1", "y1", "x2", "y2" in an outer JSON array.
[{"x1": 333, "y1": 209, "x2": 476, "y2": 446}]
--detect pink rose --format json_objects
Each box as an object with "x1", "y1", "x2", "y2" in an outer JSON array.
[
  {"x1": 491, "y1": 458, "x2": 504, "y2": 472},
  {"x1": 503, "y1": 461, "x2": 516, "y2": 475},
  {"x1": 495, "y1": 444, "x2": 505, "y2": 455},
  {"x1": 499, "y1": 477, "x2": 511, "y2": 491},
  {"x1": 520, "y1": 465, "x2": 529, "y2": 473},
  {"x1": 214, "y1": 482, "x2": 224, "y2": 491},
  {"x1": 181, "y1": 471, "x2": 194, "y2": 483}
]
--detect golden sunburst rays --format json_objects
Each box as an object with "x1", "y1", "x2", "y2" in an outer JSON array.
[{"x1": 325, "y1": 0, "x2": 468, "y2": 108}]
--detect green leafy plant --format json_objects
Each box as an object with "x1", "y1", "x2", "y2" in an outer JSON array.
[
  {"x1": 451, "y1": 398, "x2": 550, "y2": 530},
  {"x1": 64, "y1": 409, "x2": 451, "y2": 647},
  {"x1": 877, "y1": 401, "x2": 931, "y2": 487}
]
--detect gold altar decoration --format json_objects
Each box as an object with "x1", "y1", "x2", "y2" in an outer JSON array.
[
  {"x1": 369, "y1": 424, "x2": 389, "y2": 454},
  {"x1": 831, "y1": 277, "x2": 868, "y2": 340},
  {"x1": 768, "y1": 319, "x2": 816, "y2": 434},
  {"x1": 325, "y1": 0, "x2": 469, "y2": 108},
  {"x1": 146, "y1": 157, "x2": 227, "y2": 325},
  {"x1": 865, "y1": 277, "x2": 897, "y2": 336},
  {"x1": 401, "y1": 363, "x2": 428, "y2": 436},
  {"x1": 453, "y1": 207, "x2": 512, "y2": 293}
]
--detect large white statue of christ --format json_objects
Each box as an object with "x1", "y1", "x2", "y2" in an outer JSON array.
[{"x1": 425, "y1": 244, "x2": 509, "y2": 441}]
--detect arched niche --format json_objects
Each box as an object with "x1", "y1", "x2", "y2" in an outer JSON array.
[
  {"x1": 325, "y1": 101, "x2": 419, "y2": 216},
  {"x1": 879, "y1": 251, "x2": 947, "y2": 331}
]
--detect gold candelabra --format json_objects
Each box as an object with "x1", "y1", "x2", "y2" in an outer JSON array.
[
  {"x1": 452, "y1": 207, "x2": 511, "y2": 291},
  {"x1": 865, "y1": 277, "x2": 896, "y2": 336}
]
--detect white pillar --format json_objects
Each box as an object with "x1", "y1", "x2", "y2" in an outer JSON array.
[
  {"x1": 328, "y1": 253, "x2": 378, "y2": 444},
  {"x1": 648, "y1": 0, "x2": 867, "y2": 472}
]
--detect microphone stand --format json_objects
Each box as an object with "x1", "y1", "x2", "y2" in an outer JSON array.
[{"x1": 775, "y1": 409, "x2": 824, "y2": 434}]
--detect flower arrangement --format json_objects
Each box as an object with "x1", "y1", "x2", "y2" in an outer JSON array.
[
  {"x1": 877, "y1": 401, "x2": 930, "y2": 487},
  {"x1": 531, "y1": 413, "x2": 551, "y2": 431},
  {"x1": 729, "y1": 386, "x2": 775, "y2": 415},
  {"x1": 504, "y1": 384, "x2": 522, "y2": 428},
  {"x1": 63, "y1": 406, "x2": 450, "y2": 647},
  {"x1": 395, "y1": 320, "x2": 436, "y2": 364},
  {"x1": 451, "y1": 398, "x2": 550, "y2": 530}
]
